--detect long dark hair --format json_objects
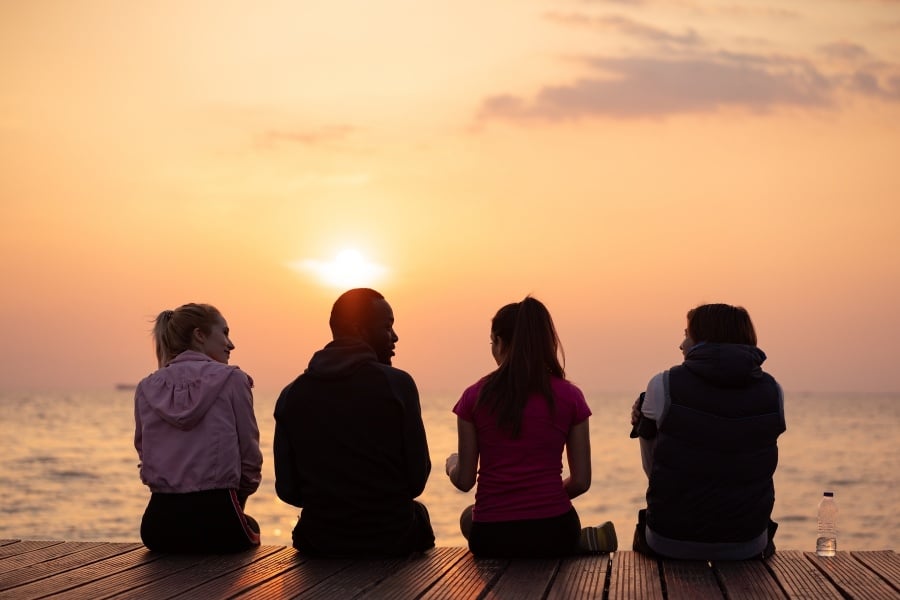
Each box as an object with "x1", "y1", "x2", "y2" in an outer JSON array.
[{"x1": 476, "y1": 296, "x2": 566, "y2": 438}]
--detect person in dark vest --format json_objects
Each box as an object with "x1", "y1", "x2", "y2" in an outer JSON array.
[
  {"x1": 273, "y1": 288, "x2": 435, "y2": 556},
  {"x1": 630, "y1": 303, "x2": 785, "y2": 560}
]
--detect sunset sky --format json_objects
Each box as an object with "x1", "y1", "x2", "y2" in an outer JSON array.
[{"x1": 2, "y1": 0, "x2": 899, "y2": 395}]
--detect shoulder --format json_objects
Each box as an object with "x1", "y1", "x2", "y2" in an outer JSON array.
[
  {"x1": 551, "y1": 377, "x2": 592, "y2": 418},
  {"x1": 647, "y1": 371, "x2": 667, "y2": 392},
  {"x1": 375, "y1": 363, "x2": 416, "y2": 387},
  {"x1": 226, "y1": 365, "x2": 254, "y2": 389},
  {"x1": 551, "y1": 377, "x2": 585, "y2": 399},
  {"x1": 642, "y1": 371, "x2": 669, "y2": 420},
  {"x1": 464, "y1": 376, "x2": 488, "y2": 396},
  {"x1": 196, "y1": 358, "x2": 250, "y2": 382},
  {"x1": 371, "y1": 363, "x2": 419, "y2": 402},
  {"x1": 453, "y1": 376, "x2": 488, "y2": 418}
]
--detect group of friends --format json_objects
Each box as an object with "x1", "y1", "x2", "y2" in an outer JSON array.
[{"x1": 133, "y1": 289, "x2": 785, "y2": 560}]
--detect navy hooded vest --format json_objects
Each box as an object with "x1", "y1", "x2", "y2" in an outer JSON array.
[{"x1": 646, "y1": 343, "x2": 785, "y2": 543}]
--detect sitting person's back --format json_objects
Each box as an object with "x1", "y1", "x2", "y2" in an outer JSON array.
[
  {"x1": 446, "y1": 296, "x2": 617, "y2": 557},
  {"x1": 273, "y1": 288, "x2": 435, "y2": 557},
  {"x1": 631, "y1": 303, "x2": 786, "y2": 560},
  {"x1": 135, "y1": 303, "x2": 262, "y2": 553}
]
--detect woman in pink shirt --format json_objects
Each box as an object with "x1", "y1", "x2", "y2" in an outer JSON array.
[
  {"x1": 445, "y1": 296, "x2": 617, "y2": 557},
  {"x1": 134, "y1": 303, "x2": 262, "y2": 552}
]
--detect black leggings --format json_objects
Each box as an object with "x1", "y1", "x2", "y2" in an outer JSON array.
[
  {"x1": 468, "y1": 507, "x2": 582, "y2": 558},
  {"x1": 141, "y1": 489, "x2": 260, "y2": 553}
]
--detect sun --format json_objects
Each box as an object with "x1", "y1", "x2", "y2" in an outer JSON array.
[{"x1": 290, "y1": 248, "x2": 387, "y2": 288}]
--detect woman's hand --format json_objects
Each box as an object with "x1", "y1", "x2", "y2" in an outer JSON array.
[{"x1": 445, "y1": 453, "x2": 459, "y2": 477}]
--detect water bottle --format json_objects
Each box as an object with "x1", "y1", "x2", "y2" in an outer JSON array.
[{"x1": 816, "y1": 491, "x2": 837, "y2": 556}]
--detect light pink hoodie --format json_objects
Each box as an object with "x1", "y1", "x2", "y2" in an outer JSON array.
[{"x1": 134, "y1": 350, "x2": 262, "y2": 499}]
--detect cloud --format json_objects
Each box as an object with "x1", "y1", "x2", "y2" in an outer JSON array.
[
  {"x1": 477, "y1": 12, "x2": 900, "y2": 122},
  {"x1": 576, "y1": 0, "x2": 800, "y2": 18},
  {"x1": 545, "y1": 12, "x2": 704, "y2": 48},
  {"x1": 480, "y1": 53, "x2": 834, "y2": 120},
  {"x1": 819, "y1": 41, "x2": 870, "y2": 62},
  {"x1": 849, "y1": 71, "x2": 900, "y2": 100}
]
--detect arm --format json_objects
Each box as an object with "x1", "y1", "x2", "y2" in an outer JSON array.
[
  {"x1": 232, "y1": 372, "x2": 262, "y2": 502},
  {"x1": 396, "y1": 372, "x2": 431, "y2": 497},
  {"x1": 640, "y1": 437, "x2": 656, "y2": 479},
  {"x1": 133, "y1": 388, "x2": 144, "y2": 478},
  {"x1": 273, "y1": 385, "x2": 304, "y2": 507},
  {"x1": 563, "y1": 418, "x2": 591, "y2": 498},
  {"x1": 638, "y1": 373, "x2": 665, "y2": 478},
  {"x1": 447, "y1": 416, "x2": 478, "y2": 492}
]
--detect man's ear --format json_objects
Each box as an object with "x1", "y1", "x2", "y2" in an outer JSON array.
[
  {"x1": 350, "y1": 320, "x2": 366, "y2": 336},
  {"x1": 352, "y1": 321, "x2": 373, "y2": 345}
]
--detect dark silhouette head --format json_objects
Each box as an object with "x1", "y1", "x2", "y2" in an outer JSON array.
[
  {"x1": 687, "y1": 303, "x2": 758, "y2": 346},
  {"x1": 329, "y1": 288, "x2": 398, "y2": 365}
]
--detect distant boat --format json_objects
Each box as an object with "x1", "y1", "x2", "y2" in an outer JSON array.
[{"x1": 115, "y1": 383, "x2": 137, "y2": 391}]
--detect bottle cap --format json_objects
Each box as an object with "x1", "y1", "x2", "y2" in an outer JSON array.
[{"x1": 824, "y1": 491, "x2": 834, "y2": 497}]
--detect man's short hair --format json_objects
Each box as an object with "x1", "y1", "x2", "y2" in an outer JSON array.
[{"x1": 329, "y1": 288, "x2": 385, "y2": 337}]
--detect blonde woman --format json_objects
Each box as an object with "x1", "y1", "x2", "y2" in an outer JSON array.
[{"x1": 134, "y1": 303, "x2": 262, "y2": 552}]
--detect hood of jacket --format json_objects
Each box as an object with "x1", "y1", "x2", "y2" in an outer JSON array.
[
  {"x1": 304, "y1": 337, "x2": 381, "y2": 380},
  {"x1": 138, "y1": 350, "x2": 242, "y2": 430},
  {"x1": 682, "y1": 342, "x2": 768, "y2": 388}
]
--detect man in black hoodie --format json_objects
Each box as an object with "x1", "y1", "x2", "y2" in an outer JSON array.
[{"x1": 274, "y1": 288, "x2": 435, "y2": 556}]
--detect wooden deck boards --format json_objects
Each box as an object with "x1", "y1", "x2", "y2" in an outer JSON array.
[{"x1": 0, "y1": 540, "x2": 897, "y2": 599}]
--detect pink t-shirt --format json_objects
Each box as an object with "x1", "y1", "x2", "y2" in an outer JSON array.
[{"x1": 453, "y1": 376, "x2": 592, "y2": 522}]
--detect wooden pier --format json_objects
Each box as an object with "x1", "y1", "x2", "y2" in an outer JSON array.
[{"x1": 1, "y1": 539, "x2": 897, "y2": 599}]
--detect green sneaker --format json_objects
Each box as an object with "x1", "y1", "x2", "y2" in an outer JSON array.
[{"x1": 579, "y1": 521, "x2": 618, "y2": 553}]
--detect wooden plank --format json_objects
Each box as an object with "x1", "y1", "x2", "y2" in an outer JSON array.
[
  {"x1": 229, "y1": 554, "x2": 352, "y2": 600},
  {"x1": 48, "y1": 551, "x2": 214, "y2": 600},
  {"x1": 661, "y1": 559, "x2": 722, "y2": 600},
  {"x1": 765, "y1": 550, "x2": 843, "y2": 599},
  {"x1": 608, "y1": 551, "x2": 664, "y2": 600},
  {"x1": 0, "y1": 540, "x2": 63, "y2": 559},
  {"x1": 0, "y1": 543, "x2": 144, "y2": 595},
  {"x1": 546, "y1": 554, "x2": 610, "y2": 600},
  {"x1": 110, "y1": 545, "x2": 285, "y2": 600},
  {"x1": 713, "y1": 559, "x2": 785, "y2": 599},
  {"x1": 482, "y1": 558, "x2": 559, "y2": 600},
  {"x1": 419, "y1": 555, "x2": 507, "y2": 600},
  {"x1": 354, "y1": 547, "x2": 468, "y2": 599},
  {"x1": 851, "y1": 550, "x2": 900, "y2": 591},
  {"x1": 807, "y1": 551, "x2": 900, "y2": 599},
  {"x1": 0, "y1": 544, "x2": 895, "y2": 600},
  {"x1": 0, "y1": 542, "x2": 104, "y2": 575},
  {"x1": 284, "y1": 554, "x2": 409, "y2": 599},
  {"x1": 161, "y1": 547, "x2": 300, "y2": 598}
]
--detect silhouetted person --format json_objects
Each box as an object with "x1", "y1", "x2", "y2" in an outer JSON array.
[
  {"x1": 274, "y1": 288, "x2": 435, "y2": 556},
  {"x1": 631, "y1": 303, "x2": 785, "y2": 560}
]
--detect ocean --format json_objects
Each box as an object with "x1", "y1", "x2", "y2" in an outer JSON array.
[{"x1": 0, "y1": 390, "x2": 896, "y2": 552}]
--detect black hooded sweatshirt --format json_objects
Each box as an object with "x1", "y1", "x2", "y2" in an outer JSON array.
[{"x1": 273, "y1": 338, "x2": 433, "y2": 556}]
